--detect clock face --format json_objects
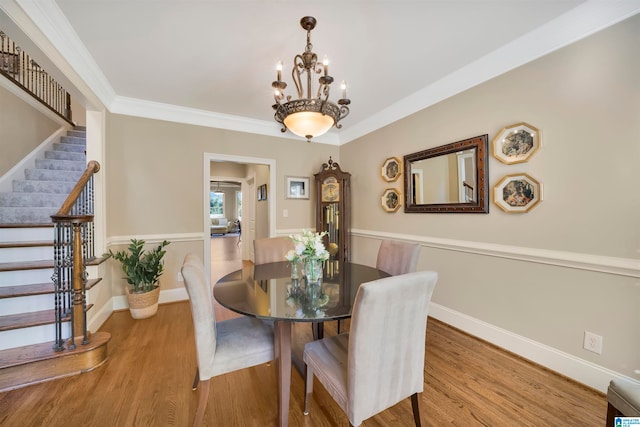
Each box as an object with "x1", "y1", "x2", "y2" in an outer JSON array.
[{"x1": 322, "y1": 182, "x2": 340, "y2": 202}]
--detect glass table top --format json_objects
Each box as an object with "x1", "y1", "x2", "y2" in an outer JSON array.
[{"x1": 214, "y1": 261, "x2": 389, "y2": 322}]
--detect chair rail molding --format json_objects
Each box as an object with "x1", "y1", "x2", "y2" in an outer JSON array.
[{"x1": 350, "y1": 229, "x2": 640, "y2": 278}]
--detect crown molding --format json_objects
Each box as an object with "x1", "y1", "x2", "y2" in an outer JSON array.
[
  {"x1": 10, "y1": 0, "x2": 640, "y2": 144},
  {"x1": 338, "y1": 0, "x2": 640, "y2": 144},
  {"x1": 9, "y1": 0, "x2": 115, "y2": 109},
  {"x1": 109, "y1": 96, "x2": 341, "y2": 146}
]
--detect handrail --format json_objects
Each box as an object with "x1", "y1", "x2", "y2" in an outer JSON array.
[
  {"x1": 0, "y1": 30, "x2": 73, "y2": 125},
  {"x1": 51, "y1": 160, "x2": 101, "y2": 351},
  {"x1": 54, "y1": 160, "x2": 101, "y2": 216}
]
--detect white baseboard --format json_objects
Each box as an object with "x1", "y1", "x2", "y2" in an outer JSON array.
[
  {"x1": 429, "y1": 303, "x2": 624, "y2": 393},
  {"x1": 88, "y1": 299, "x2": 113, "y2": 333},
  {"x1": 111, "y1": 287, "x2": 188, "y2": 311},
  {"x1": 159, "y1": 287, "x2": 189, "y2": 304}
]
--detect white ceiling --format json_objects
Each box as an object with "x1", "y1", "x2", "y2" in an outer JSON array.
[{"x1": 5, "y1": 1, "x2": 640, "y2": 144}]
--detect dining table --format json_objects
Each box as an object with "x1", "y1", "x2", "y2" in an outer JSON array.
[{"x1": 214, "y1": 260, "x2": 389, "y2": 427}]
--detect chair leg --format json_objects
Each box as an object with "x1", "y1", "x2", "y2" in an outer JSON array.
[
  {"x1": 304, "y1": 364, "x2": 314, "y2": 415},
  {"x1": 336, "y1": 319, "x2": 341, "y2": 334},
  {"x1": 193, "y1": 379, "x2": 210, "y2": 427},
  {"x1": 311, "y1": 322, "x2": 324, "y2": 340},
  {"x1": 606, "y1": 402, "x2": 622, "y2": 427},
  {"x1": 411, "y1": 392, "x2": 423, "y2": 427},
  {"x1": 191, "y1": 368, "x2": 200, "y2": 391}
]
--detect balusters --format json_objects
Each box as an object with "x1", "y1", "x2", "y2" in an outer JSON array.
[
  {"x1": 51, "y1": 165, "x2": 99, "y2": 351},
  {"x1": 52, "y1": 223, "x2": 65, "y2": 351},
  {"x1": 0, "y1": 28, "x2": 73, "y2": 123}
]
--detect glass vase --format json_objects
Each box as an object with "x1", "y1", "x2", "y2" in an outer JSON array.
[
  {"x1": 304, "y1": 258, "x2": 323, "y2": 286},
  {"x1": 290, "y1": 260, "x2": 300, "y2": 280}
]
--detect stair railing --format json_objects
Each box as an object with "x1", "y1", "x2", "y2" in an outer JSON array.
[
  {"x1": 0, "y1": 30, "x2": 73, "y2": 125},
  {"x1": 51, "y1": 160, "x2": 100, "y2": 351}
]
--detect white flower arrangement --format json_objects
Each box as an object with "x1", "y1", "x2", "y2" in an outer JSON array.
[{"x1": 285, "y1": 229, "x2": 329, "y2": 263}]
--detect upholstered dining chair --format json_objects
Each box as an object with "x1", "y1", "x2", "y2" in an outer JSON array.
[
  {"x1": 607, "y1": 378, "x2": 640, "y2": 425},
  {"x1": 181, "y1": 253, "x2": 274, "y2": 426},
  {"x1": 376, "y1": 239, "x2": 420, "y2": 276},
  {"x1": 303, "y1": 270, "x2": 438, "y2": 427},
  {"x1": 335, "y1": 239, "x2": 420, "y2": 334},
  {"x1": 253, "y1": 236, "x2": 295, "y2": 265}
]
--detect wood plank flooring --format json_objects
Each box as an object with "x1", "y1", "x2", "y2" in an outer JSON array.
[{"x1": 0, "y1": 235, "x2": 607, "y2": 426}]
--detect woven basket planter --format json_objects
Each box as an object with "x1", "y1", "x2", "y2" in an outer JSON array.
[{"x1": 126, "y1": 286, "x2": 160, "y2": 319}]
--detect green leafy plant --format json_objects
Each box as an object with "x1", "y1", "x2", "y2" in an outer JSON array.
[{"x1": 105, "y1": 239, "x2": 170, "y2": 294}]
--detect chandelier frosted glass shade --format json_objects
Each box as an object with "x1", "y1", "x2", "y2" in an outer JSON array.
[
  {"x1": 284, "y1": 112, "x2": 335, "y2": 140},
  {"x1": 276, "y1": 98, "x2": 343, "y2": 140},
  {"x1": 272, "y1": 16, "x2": 350, "y2": 142}
]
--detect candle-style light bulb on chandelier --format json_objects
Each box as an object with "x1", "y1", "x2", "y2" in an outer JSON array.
[{"x1": 272, "y1": 16, "x2": 350, "y2": 142}]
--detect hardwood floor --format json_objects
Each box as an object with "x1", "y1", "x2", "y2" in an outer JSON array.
[{"x1": 0, "y1": 236, "x2": 607, "y2": 426}]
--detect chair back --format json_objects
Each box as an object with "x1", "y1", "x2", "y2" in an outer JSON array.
[
  {"x1": 347, "y1": 270, "x2": 438, "y2": 425},
  {"x1": 181, "y1": 253, "x2": 217, "y2": 381},
  {"x1": 376, "y1": 239, "x2": 420, "y2": 276},
  {"x1": 254, "y1": 236, "x2": 295, "y2": 265}
]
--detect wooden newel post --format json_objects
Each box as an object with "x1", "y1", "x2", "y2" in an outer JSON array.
[{"x1": 71, "y1": 221, "x2": 88, "y2": 348}]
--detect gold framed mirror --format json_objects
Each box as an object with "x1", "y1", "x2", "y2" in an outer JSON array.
[{"x1": 403, "y1": 134, "x2": 489, "y2": 213}]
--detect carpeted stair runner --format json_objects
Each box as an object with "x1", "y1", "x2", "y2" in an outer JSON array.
[{"x1": 0, "y1": 126, "x2": 86, "y2": 224}]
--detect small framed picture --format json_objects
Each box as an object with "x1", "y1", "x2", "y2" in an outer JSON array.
[
  {"x1": 257, "y1": 184, "x2": 267, "y2": 201},
  {"x1": 381, "y1": 188, "x2": 401, "y2": 212},
  {"x1": 493, "y1": 173, "x2": 542, "y2": 213},
  {"x1": 492, "y1": 122, "x2": 541, "y2": 165},
  {"x1": 381, "y1": 157, "x2": 402, "y2": 182},
  {"x1": 285, "y1": 176, "x2": 310, "y2": 199}
]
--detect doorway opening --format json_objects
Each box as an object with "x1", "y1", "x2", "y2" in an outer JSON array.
[{"x1": 203, "y1": 153, "x2": 276, "y2": 286}]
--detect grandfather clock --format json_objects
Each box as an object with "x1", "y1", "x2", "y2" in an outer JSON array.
[{"x1": 314, "y1": 157, "x2": 351, "y2": 275}]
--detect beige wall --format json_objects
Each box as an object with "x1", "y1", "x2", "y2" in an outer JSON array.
[
  {"x1": 104, "y1": 115, "x2": 339, "y2": 294},
  {"x1": 0, "y1": 84, "x2": 59, "y2": 175},
  {"x1": 106, "y1": 116, "x2": 338, "y2": 236},
  {"x1": 69, "y1": 95, "x2": 86, "y2": 127},
  {"x1": 209, "y1": 161, "x2": 246, "y2": 178},
  {"x1": 341, "y1": 15, "x2": 640, "y2": 379}
]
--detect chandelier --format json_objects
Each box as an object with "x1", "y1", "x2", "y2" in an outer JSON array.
[{"x1": 272, "y1": 16, "x2": 350, "y2": 142}]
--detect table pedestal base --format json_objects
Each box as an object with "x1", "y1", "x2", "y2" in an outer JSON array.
[{"x1": 274, "y1": 321, "x2": 292, "y2": 427}]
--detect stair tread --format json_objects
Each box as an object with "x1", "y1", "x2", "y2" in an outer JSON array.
[
  {"x1": 0, "y1": 257, "x2": 104, "y2": 271},
  {"x1": 0, "y1": 331, "x2": 110, "y2": 369},
  {"x1": 0, "y1": 241, "x2": 53, "y2": 249},
  {"x1": 0, "y1": 224, "x2": 53, "y2": 229},
  {"x1": 0, "y1": 278, "x2": 102, "y2": 298},
  {"x1": 0, "y1": 260, "x2": 53, "y2": 271},
  {"x1": 0, "y1": 303, "x2": 93, "y2": 332},
  {"x1": 0, "y1": 309, "x2": 66, "y2": 332},
  {"x1": 0, "y1": 283, "x2": 53, "y2": 297}
]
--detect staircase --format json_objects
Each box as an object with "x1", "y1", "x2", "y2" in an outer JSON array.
[
  {"x1": 0, "y1": 126, "x2": 110, "y2": 392},
  {"x1": 0, "y1": 127, "x2": 87, "y2": 223}
]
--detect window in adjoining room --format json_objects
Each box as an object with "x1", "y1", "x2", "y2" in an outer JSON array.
[
  {"x1": 210, "y1": 192, "x2": 224, "y2": 218},
  {"x1": 236, "y1": 190, "x2": 242, "y2": 221}
]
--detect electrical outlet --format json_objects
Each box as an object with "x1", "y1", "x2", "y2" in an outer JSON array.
[
  {"x1": 583, "y1": 331, "x2": 603, "y2": 354},
  {"x1": 177, "y1": 272, "x2": 184, "y2": 282}
]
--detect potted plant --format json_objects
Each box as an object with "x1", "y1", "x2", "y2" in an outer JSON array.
[{"x1": 105, "y1": 239, "x2": 170, "y2": 319}]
